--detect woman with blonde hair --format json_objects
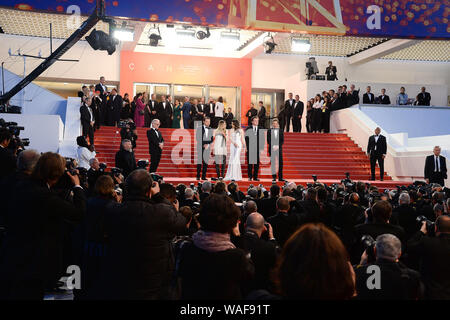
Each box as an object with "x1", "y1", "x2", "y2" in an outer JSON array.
[{"x1": 213, "y1": 120, "x2": 227, "y2": 179}]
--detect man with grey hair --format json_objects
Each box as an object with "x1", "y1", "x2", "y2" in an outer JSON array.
[
  {"x1": 181, "y1": 188, "x2": 199, "y2": 209},
  {"x1": 433, "y1": 203, "x2": 444, "y2": 218},
  {"x1": 242, "y1": 212, "x2": 279, "y2": 291},
  {"x1": 115, "y1": 139, "x2": 137, "y2": 178},
  {"x1": 355, "y1": 234, "x2": 422, "y2": 300},
  {"x1": 0, "y1": 150, "x2": 40, "y2": 228},
  {"x1": 424, "y1": 146, "x2": 447, "y2": 186},
  {"x1": 391, "y1": 192, "x2": 417, "y2": 240},
  {"x1": 200, "y1": 181, "x2": 212, "y2": 203},
  {"x1": 147, "y1": 119, "x2": 164, "y2": 173}
]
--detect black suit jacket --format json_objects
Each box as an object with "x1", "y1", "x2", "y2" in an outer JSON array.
[
  {"x1": 95, "y1": 83, "x2": 107, "y2": 101},
  {"x1": 0, "y1": 146, "x2": 17, "y2": 180},
  {"x1": 156, "y1": 101, "x2": 172, "y2": 119},
  {"x1": 107, "y1": 95, "x2": 123, "y2": 120},
  {"x1": 417, "y1": 92, "x2": 431, "y2": 106},
  {"x1": 267, "y1": 128, "x2": 284, "y2": 156},
  {"x1": 293, "y1": 100, "x2": 304, "y2": 117},
  {"x1": 363, "y1": 93, "x2": 375, "y2": 104},
  {"x1": 408, "y1": 232, "x2": 450, "y2": 299},
  {"x1": 325, "y1": 66, "x2": 337, "y2": 80},
  {"x1": 80, "y1": 104, "x2": 94, "y2": 128},
  {"x1": 147, "y1": 128, "x2": 164, "y2": 155},
  {"x1": 245, "y1": 108, "x2": 258, "y2": 125},
  {"x1": 284, "y1": 99, "x2": 295, "y2": 116},
  {"x1": 367, "y1": 134, "x2": 387, "y2": 156},
  {"x1": 424, "y1": 155, "x2": 447, "y2": 180},
  {"x1": 378, "y1": 95, "x2": 391, "y2": 105},
  {"x1": 115, "y1": 149, "x2": 137, "y2": 178}
]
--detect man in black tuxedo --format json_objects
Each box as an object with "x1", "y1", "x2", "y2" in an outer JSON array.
[
  {"x1": 246, "y1": 103, "x2": 258, "y2": 127},
  {"x1": 115, "y1": 139, "x2": 137, "y2": 178},
  {"x1": 424, "y1": 146, "x2": 447, "y2": 186},
  {"x1": 292, "y1": 95, "x2": 304, "y2": 132},
  {"x1": 195, "y1": 97, "x2": 206, "y2": 122},
  {"x1": 347, "y1": 84, "x2": 360, "y2": 107},
  {"x1": 80, "y1": 96, "x2": 95, "y2": 146},
  {"x1": 245, "y1": 116, "x2": 263, "y2": 181},
  {"x1": 95, "y1": 76, "x2": 108, "y2": 126},
  {"x1": 367, "y1": 127, "x2": 387, "y2": 181},
  {"x1": 378, "y1": 88, "x2": 391, "y2": 105},
  {"x1": 284, "y1": 92, "x2": 295, "y2": 132},
  {"x1": 363, "y1": 86, "x2": 375, "y2": 104},
  {"x1": 146, "y1": 119, "x2": 164, "y2": 173},
  {"x1": 257, "y1": 101, "x2": 267, "y2": 129},
  {"x1": 156, "y1": 95, "x2": 172, "y2": 128},
  {"x1": 145, "y1": 94, "x2": 158, "y2": 128},
  {"x1": 196, "y1": 117, "x2": 213, "y2": 180},
  {"x1": 267, "y1": 119, "x2": 284, "y2": 181},
  {"x1": 206, "y1": 99, "x2": 215, "y2": 120},
  {"x1": 325, "y1": 61, "x2": 337, "y2": 81},
  {"x1": 417, "y1": 87, "x2": 431, "y2": 106},
  {"x1": 224, "y1": 107, "x2": 234, "y2": 129},
  {"x1": 106, "y1": 89, "x2": 123, "y2": 127},
  {"x1": 0, "y1": 129, "x2": 16, "y2": 180}
]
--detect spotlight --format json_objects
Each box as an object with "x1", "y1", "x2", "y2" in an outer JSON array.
[
  {"x1": 220, "y1": 31, "x2": 240, "y2": 50},
  {"x1": 85, "y1": 29, "x2": 118, "y2": 55},
  {"x1": 263, "y1": 35, "x2": 277, "y2": 54},
  {"x1": 149, "y1": 25, "x2": 162, "y2": 47},
  {"x1": 196, "y1": 27, "x2": 211, "y2": 40},
  {"x1": 291, "y1": 38, "x2": 311, "y2": 52}
]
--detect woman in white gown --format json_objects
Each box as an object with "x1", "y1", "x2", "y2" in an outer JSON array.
[
  {"x1": 214, "y1": 120, "x2": 228, "y2": 179},
  {"x1": 224, "y1": 120, "x2": 245, "y2": 181}
]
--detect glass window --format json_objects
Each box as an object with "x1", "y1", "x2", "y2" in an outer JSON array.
[
  {"x1": 173, "y1": 85, "x2": 204, "y2": 105},
  {"x1": 209, "y1": 86, "x2": 238, "y2": 119}
]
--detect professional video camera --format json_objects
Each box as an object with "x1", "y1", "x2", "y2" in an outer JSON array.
[
  {"x1": 416, "y1": 215, "x2": 435, "y2": 236},
  {"x1": 0, "y1": 118, "x2": 30, "y2": 151},
  {"x1": 361, "y1": 235, "x2": 377, "y2": 264},
  {"x1": 118, "y1": 119, "x2": 136, "y2": 130}
]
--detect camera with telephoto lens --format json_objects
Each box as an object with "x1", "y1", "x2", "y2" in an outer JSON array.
[
  {"x1": 416, "y1": 215, "x2": 435, "y2": 236},
  {"x1": 65, "y1": 158, "x2": 78, "y2": 175},
  {"x1": 361, "y1": 235, "x2": 376, "y2": 264},
  {"x1": 151, "y1": 173, "x2": 163, "y2": 184},
  {"x1": 137, "y1": 159, "x2": 149, "y2": 169},
  {"x1": 118, "y1": 120, "x2": 136, "y2": 130},
  {"x1": 110, "y1": 167, "x2": 123, "y2": 177},
  {"x1": 99, "y1": 162, "x2": 107, "y2": 172}
]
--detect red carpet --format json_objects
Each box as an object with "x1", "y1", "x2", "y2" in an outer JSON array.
[{"x1": 94, "y1": 127, "x2": 408, "y2": 189}]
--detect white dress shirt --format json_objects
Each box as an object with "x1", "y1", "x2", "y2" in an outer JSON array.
[
  {"x1": 215, "y1": 102, "x2": 224, "y2": 117},
  {"x1": 77, "y1": 146, "x2": 96, "y2": 170}
]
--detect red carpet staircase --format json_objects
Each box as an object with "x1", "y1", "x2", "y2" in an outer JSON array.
[{"x1": 94, "y1": 127, "x2": 405, "y2": 188}]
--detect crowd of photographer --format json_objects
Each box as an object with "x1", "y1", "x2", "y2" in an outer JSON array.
[{"x1": 0, "y1": 130, "x2": 449, "y2": 300}]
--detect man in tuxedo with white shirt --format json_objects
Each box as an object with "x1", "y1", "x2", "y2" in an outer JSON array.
[
  {"x1": 80, "y1": 96, "x2": 95, "y2": 145},
  {"x1": 106, "y1": 89, "x2": 122, "y2": 127},
  {"x1": 292, "y1": 95, "x2": 304, "y2": 133},
  {"x1": 95, "y1": 76, "x2": 108, "y2": 126},
  {"x1": 147, "y1": 119, "x2": 164, "y2": 173},
  {"x1": 267, "y1": 119, "x2": 284, "y2": 182},
  {"x1": 378, "y1": 88, "x2": 391, "y2": 105},
  {"x1": 424, "y1": 146, "x2": 447, "y2": 186},
  {"x1": 157, "y1": 95, "x2": 172, "y2": 128},
  {"x1": 284, "y1": 93, "x2": 295, "y2": 132},
  {"x1": 245, "y1": 116, "x2": 263, "y2": 181},
  {"x1": 367, "y1": 127, "x2": 387, "y2": 181},
  {"x1": 196, "y1": 117, "x2": 213, "y2": 180},
  {"x1": 363, "y1": 86, "x2": 375, "y2": 104},
  {"x1": 145, "y1": 94, "x2": 158, "y2": 128}
]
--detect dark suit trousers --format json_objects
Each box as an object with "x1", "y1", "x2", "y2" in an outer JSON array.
[
  {"x1": 197, "y1": 146, "x2": 210, "y2": 179},
  {"x1": 270, "y1": 149, "x2": 283, "y2": 180},
  {"x1": 429, "y1": 172, "x2": 445, "y2": 187},
  {"x1": 215, "y1": 155, "x2": 226, "y2": 178},
  {"x1": 370, "y1": 154, "x2": 384, "y2": 180},
  {"x1": 246, "y1": 152, "x2": 260, "y2": 180},
  {"x1": 82, "y1": 124, "x2": 94, "y2": 145},
  {"x1": 292, "y1": 116, "x2": 302, "y2": 132},
  {"x1": 285, "y1": 114, "x2": 292, "y2": 132},
  {"x1": 150, "y1": 149, "x2": 162, "y2": 173}
]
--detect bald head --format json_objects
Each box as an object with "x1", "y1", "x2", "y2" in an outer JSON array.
[
  {"x1": 243, "y1": 200, "x2": 257, "y2": 214},
  {"x1": 246, "y1": 212, "x2": 265, "y2": 230},
  {"x1": 436, "y1": 215, "x2": 450, "y2": 234},
  {"x1": 17, "y1": 149, "x2": 40, "y2": 174}
]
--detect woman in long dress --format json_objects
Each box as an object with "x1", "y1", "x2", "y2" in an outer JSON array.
[
  {"x1": 172, "y1": 99, "x2": 182, "y2": 128},
  {"x1": 133, "y1": 93, "x2": 145, "y2": 127},
  {"x1": 224, "y1": 120, "x2": 245, "y2": 181},
  {"x1": 213, "y1": 120, "x2": 227, "y2": 179}
]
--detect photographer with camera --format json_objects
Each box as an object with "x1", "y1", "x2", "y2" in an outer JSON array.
[
  {"x1": 391, "y1": 192, "x2": 419, "y2": 240},
  {"x1": 0, "y1": 128, "x2": 16, "y2": 179},
  {"x1": 355, "y1": 234, "x2": 422, "y2": 300},
  {"x1": 0, "y1": 152, "x2": 86, "y2": 300},
  {"x1": 352, "y1": 200, "x2": 406, "y2": 265},
  {"x1": 408, "y1": 215, "x2": 450, "y2": 299},
  {"x1": 91, "y1": 169, "x2": 186, "y2": 299},
  {"x1": 87, "y1": 158, "x2": 105, "y2": 196},
  {"x1": 241, "y1": 212, "x2": 279, "y2": 292},
  {"x1": 180, "y1": 187, "x2": 200, "y2": 211},
  {"x1": 119, "y1": 120, "x2": 138, "y2": 150},
  {"x1": 115, "y1": 139, "x2": 137, "y2": 178}
]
